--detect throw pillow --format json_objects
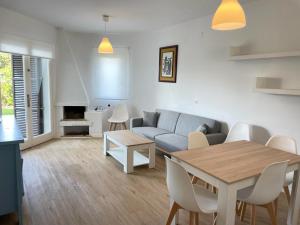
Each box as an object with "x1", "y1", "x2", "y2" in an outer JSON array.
[
  {"x1": 143, "y1": 111, "x2": 159, "y2": 127},
  {"x1": 196, "y1": 124, "x2": 209, "y2": 134}
]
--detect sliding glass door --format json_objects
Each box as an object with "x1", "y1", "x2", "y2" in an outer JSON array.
[{"x1": 10, "y1": 54, "x2": 52, "y2": 149}]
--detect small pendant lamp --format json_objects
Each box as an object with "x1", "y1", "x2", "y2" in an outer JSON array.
[
  {"x1": 98, "y1": 15, "x2": 114, "y2": 54},
  {"x1": 212, "y1": 0, "x2": 246, "y2": 31}
]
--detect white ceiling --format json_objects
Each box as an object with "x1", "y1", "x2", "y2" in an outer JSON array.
[{"x1": 0, "y1": 0, "x2": 252, "y2": 33}]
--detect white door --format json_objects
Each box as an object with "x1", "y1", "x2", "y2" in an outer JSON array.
[{"x1": 12, "y1": 54, "x2": 52, "y2": 149}]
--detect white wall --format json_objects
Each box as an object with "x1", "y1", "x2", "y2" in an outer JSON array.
[
  {"x1": 55, "y1": 29, "x2": 88, "y2": 105},
  {"x1": 55, "y1": 30, "x2": 132, "y2": 107},
  {"x1": 0, "y1": 6, "x2": 56, "y2": 45},
  {"x1": 129, "y1": 0, "x2": 300, "y2": 145}
]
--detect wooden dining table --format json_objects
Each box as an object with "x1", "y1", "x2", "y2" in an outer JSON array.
[{"x1": 170, "y1": 141, "x2": 300, "y2": 225}]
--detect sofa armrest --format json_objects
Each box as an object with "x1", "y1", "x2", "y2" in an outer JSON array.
[
  {"x1": 130, "y1": 117, "x2": 143, "y2": 129},
  {"x1": 206, "y1": 133, "x2": 227, "y2": 145}
]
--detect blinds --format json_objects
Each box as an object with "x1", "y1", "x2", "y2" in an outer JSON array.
[
  {"x1": 94, "y1": 47, "x2": 129, "y2": 100},
  {"x1": 12, "y1": 54, "x2": 27, "y2": 138},
  {"x1": 0, "y1": 34, "x2": 54, "y2": 59},
  {"x1": 30, "y1": 57, "x2": 44, "y2": 136}
]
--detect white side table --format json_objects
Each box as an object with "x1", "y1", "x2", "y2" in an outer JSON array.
[{"x1": 85, "y1": 109, "x2": 111, "y2": 137}]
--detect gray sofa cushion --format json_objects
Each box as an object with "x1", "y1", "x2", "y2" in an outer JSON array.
[
  {"x1": 155, "y1": 134, "x2": 188, "y2": 152},
  {"x1": 142, "y1": 111, "x2": 159, "y2": 127},
  {"x1": 206, "y1": 133, "x2": 227, "y2": 145},
  {"x1": 130, "y1": 117, "x2": 143, "y2": 128},
  {"x1": 156, "y1": 109, "x2": 180, "y2": 132},
  {"x1": 131, "y1": 127, "x2": 170, "y2": 140},
  {"x1": 175, "y1": 113, "x2": 221, "y2": 137},
  {"x1": 196, "y1": 124, "x2": 209, "y2": 134}
]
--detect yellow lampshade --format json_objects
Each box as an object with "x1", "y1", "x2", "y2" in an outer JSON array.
[
  {"x1": 98, "y1": 37, "x2": 114, "y2": 54},
  {"x1": 212, "y1": 0, "x2": 246, "y2": 31}
]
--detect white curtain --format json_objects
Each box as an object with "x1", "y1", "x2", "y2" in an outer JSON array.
[{"x1": 0, "y1": 33, "x2": 55, "y2": 59}]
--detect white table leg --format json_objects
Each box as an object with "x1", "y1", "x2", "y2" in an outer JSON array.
[
  {"x1": 217, "y1": 182, "x2": 237, "y2": 225},
  {"x1": 103, "y1": 133, "x2": 110, "y2": 156},
  {"x1": 287, "y1": 168, "x2": 300, "y2": 225},
  {"x1": 124, "y1": 147, "x2": 134, "y2": 173},
  {"x1": 149, "y1": 143, "x2": 155, "y2": 169}
]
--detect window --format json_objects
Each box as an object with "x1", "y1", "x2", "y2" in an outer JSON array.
[{"x1": 93, "y1": 47, "x2": 129, "y2": 100}]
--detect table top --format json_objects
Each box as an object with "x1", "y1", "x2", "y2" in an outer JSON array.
[
  {"x1": 0, "y1": 116, "x2": 24, "y2": 146},
  {"x1": 105, "y1": 130, "x2": 154, "y2": 147},
  {"x1": 171, "y1": 141, "x2": 300, "y2": 184}
]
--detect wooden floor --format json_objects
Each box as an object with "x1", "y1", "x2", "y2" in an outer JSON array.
[{"x1": 0, "y1": 138, "x2": 299, "y2": 225}]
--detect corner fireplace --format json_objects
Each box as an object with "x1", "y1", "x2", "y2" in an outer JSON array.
[{"x1": 59, "y1": 106, "x2": 90, "y2": 136}]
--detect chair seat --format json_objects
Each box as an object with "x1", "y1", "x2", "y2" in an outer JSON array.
[
  {"x1": 108, "y1": 118, "x2": 128, "y2": 123},
  {"x1": 193, "y1": 184, "x2": 218, "y2": 214},
  {"x1": 285, "y1": 172, "x2": 294, "y2": 186},
  {"x1": 237, "y1": 185, "x2": 273, "y2": 206}
]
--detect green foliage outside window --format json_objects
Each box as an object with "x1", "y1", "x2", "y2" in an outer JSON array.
[{"x1": 0, "y1": 53, "x2": 14, "y2": 115}]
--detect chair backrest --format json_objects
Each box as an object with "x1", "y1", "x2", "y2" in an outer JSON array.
[
  {"x1": 245, "y1": 161, "x2": 288, "y2": 205},
  {"x1": 225, "y1": 122, "x2": 251, "y2": 143},
  {"x1": 188, "y1": 132, "x2": 209, "y2": 150},
  {"x1": 165, "y1": 156, "x2": 200, "y2": 212},
  {"x1": 266, "y1": 135, "x2": 298, "y2": 155},
  {"x1": 111, "y1": 104, "x2": 129, "y2": 121}
]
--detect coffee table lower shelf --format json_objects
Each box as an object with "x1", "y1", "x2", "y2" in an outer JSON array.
[{"x1": 107, "y1": 148, "x2": 150, "y2": 167}]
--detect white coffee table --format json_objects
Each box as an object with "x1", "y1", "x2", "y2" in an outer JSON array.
[{"x1": 103, "y1": 130, "x2": 156, "y2": 173}]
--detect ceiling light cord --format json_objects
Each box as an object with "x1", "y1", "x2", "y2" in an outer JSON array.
[
  {"x1": 103, "y1": 15, "x2": 109, "y2": 34},
  {"x1": 98, "y1": 14, "x2": 114, "y2": 54}
]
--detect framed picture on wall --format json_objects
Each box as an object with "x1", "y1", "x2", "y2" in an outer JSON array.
[{"x1": 159, "y1": 45, "x2": 178, "y2": 83}]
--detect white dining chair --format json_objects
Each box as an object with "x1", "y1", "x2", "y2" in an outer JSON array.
[
  {"x1": 225, "y1": 122, "x2": 251, "y2": 143},
  {"x1": 238, "y1": 161, "x2": 289, "y2": 225},
  {"x1": 165, "y1": 156, "x2": 218, "y2": 225},
  {"x1": 108, "y1": 104, "x2": 129, "y2": 131},
  {"x1": 188, "y1": 132, "x2": 210, "y2": 187},
  {"x1": 266, "y1": 135, "x2": 298, "y2": 203}
]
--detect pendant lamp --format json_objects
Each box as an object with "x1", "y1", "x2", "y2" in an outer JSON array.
[
  {"x1": 98, "y1": 15, "x2": 113, "y2": 54},
  {"x1": 212, "y1": 0, "x2": 246, "y2": 31}
]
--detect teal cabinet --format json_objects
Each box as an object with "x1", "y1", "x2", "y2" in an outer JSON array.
[{"x1": 0, "y1": 118, "x2": 24, "y2": 224}]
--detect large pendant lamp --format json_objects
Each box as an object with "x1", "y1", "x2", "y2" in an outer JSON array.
[
  {"x1": 98, "y1": 15, "x2": 114, "y2": 54},
  {"x1": 212, "y1": 0, "x2": 246, "y2": 31}
]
